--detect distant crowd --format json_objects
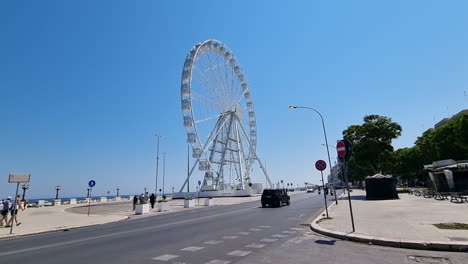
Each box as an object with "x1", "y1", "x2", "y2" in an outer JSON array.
[
  {"x1": 132, "y1": 192, "x2": 157, "y2": 210},
  {"x1": 1, "y1": 194, "x2": 24, "y2": 228}
]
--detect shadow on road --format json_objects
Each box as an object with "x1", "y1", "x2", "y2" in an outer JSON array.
[{"x1": 315, "y1": 239, "x2": 336, "y2": 245}]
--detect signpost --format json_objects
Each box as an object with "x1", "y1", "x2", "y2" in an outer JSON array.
[
  {"x1": 336, "y1": 139, "x2": 355, "y2": 232},
  {"x1": 87, "y1": 180, "x2": 96, "y2": 216},
  {"x1": 315, "y1": 160, "x2": 329, "y2": 218},
  {"x1": 8, "y1": 174, "x2": 31, "y2": 234},
  {"x1": 197, "y1": 180, "x2": 201, "y2": 206}
]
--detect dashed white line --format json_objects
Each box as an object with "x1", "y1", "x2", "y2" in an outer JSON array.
[
  {"x1": 272, "y1": 234, "x2": 288, "y2": 238},
  {"x1": 204, "y1": 240, "x2": 223, "y2": 245},
  {"x1": 237, "y1": 232, "x2": 250, "y2": 235},
  {"x1": 282, "y1": 230, "x2": 296, "y2": 234},
  {"x1": 205, "y1": 260, "x2": 231, "y2": 264},
  {"x1": 181, "y1": 246, "x2": 204, "y2": 252},
  {"x1": 245, "y1": 243, "x2": 266, "y2": 249},
  {"x1": 152, "y1": 254, "x2": 179, "y2": 261},
  {"x1": 258, "y1": 225, "x2": 271, "y2": 228},
  {"x1": 260, "y1": 238, "x2": 278, "y2": 242},
  {"x1": 290, "y1": 227, "x2": 302, "y2": 231},
  {"x1": 227, "y1": 250, "x2": 252, "y2": 257},
  {"x1": 222, "y1": 235, "x2": 238, "y2": 239},
  {"x1": 248, "y1": 228, "x2": 261, "y2": 231}
]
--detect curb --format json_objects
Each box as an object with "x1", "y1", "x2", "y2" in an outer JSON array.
[{"x1": 309, "y1": 196, "x2": 468, "y2": 252}]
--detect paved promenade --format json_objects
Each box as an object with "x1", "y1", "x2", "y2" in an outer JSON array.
[
  {"x1": 311, "y1": 190, "x2": 468, "y2": 252},
  {"x1": 0, "y1": 195, "x2": 263, "y2": 239}
]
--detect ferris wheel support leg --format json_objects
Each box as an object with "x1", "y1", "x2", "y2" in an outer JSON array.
[
  {"x1": 179, "y1": 158, "x2": 200, "y2": 193},
  {"x1": 236, "y1": 117, "x2": 273, "y2": 188}
]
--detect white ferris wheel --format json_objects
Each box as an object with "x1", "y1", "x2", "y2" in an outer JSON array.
[{"x1": 179, "y1": 39, "x2": 272, "y2": 193}]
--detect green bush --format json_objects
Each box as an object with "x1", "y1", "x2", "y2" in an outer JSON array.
[
  {"x1": 397, "y1": 188, "x2": 410, "y2": 193},
  {"x1": 158, "y1": 200, "x2": 167, "y2": 203}
]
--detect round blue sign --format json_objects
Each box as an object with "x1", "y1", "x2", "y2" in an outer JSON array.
[
  {"x1": 198, "y1": 180, "x2": 201, "y2": 186},
  {"x1": 88, "y1": 180, "x2": 96, "y2": 187}
]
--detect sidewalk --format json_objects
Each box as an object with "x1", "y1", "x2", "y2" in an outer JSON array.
[
  {"x1": 311, "y1": 190, "x2": 468, "y2": 252},
  {"x1": 0, "y1": 194, "x2": 267, "y2": 239}
]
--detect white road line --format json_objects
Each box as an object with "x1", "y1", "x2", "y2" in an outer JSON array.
[
  {"x1": 282, "y1": 231, "x2": 296, "y2": 234},
  {"x1": 222, "y1": 235, "x2": 238, "y2": 239},
  {"x1": 205, "y1": 260, "x2": 231, "y2": 264},
  {"x1": 181, "y1": 246, "x2": 204, "y2": 252},
  {"x1": 272, "y1": 234, "x2": 288, "y2": 238},
  {"x1": 237, "y1": 232, "x2": 250, "y2": 235},
  {"x1": 290, "y1": 227, "x2": 302, "y2": 231},
  {"x1": 152, "y1": 254, "x2": 179, "y2": 261},
  {"x1": 0, "y1": 205, "x2": 258, "y2": 257},
  {"x1": 245, "y1": 243, "x2": 266, "y2": 249},
  {"x1": 204, "y1": 240, "x2": 223, "y2": 245},
  {"x1": 260, "y1": 238, "x2": 278, "y2": 243},
  {"x1": 227, "y1": 250, "x2": 252, "y2": 257},
  {"x1": 299, "y1": 214, "x2": 305, "y2": 218},
  {"x1": 258, "y1": 225, "x2": 271, "y2": 228},
  {"x1": 248, "y1": 228, "x2": 261, "y2": 231}
]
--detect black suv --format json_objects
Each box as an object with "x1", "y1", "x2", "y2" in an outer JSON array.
[{"x1": 261, "y1": 189, "x2": 290, "y2": 207}]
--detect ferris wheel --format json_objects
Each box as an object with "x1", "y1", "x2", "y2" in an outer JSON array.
[{"x1": 179, "y1": 39, "x2": 272, "y2": 192}]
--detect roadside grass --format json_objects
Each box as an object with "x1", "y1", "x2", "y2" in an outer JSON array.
[{"x1": 433, "y1": 223, "x2": 468, "y2": 230}]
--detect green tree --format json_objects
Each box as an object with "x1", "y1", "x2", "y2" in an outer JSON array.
[{"x1": 343, "y1": 115, "x2": 402, "y2": 182}]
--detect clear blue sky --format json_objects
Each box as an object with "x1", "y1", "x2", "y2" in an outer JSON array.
[{"x1": 1, "y1": 1, "x2": 467, "y2": 199}]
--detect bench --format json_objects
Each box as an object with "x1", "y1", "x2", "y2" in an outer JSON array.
[{"x1": 450, "y1": 193, "x2": 468, "y2": 203}]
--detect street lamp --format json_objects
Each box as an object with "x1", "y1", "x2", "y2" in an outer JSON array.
[
  {"x1": 116, "y1": 187, "x2": 120, "y2": 197},
  {"x1": 55, "y1": 185, "x2": 61, "y2": 199},
  {"x1": 162, "y1": 152, "x2": 168, "y2": 197},
  {"x1": 21, "y1": 183, "x2": 29, "y2": 201},
  {"x1": 86, "y1": 186, "x2": 91, "y2": 198},
  {"x1": 289, "y1": 105, "x2": 335, "y2": 212},
  {"x1": 154, "y1": 133, "x2": 166, "y2": 197}
]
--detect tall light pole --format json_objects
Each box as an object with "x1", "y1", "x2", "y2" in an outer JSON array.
[
  {"x1": 116, "y1": 187, "x2": 120, "y2": 197},
  {"x1": 289, "y1": 105, "x2": 336, "y2": 201},
  {"x1": 154, "y1": 133, "x2": 166, "y2": 197},
  {"x1": 162, "y1": 152, "x2": 168, "y2": 197}
]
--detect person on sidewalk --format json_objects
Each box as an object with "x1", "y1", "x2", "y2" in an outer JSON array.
[
  {"x1": 1, "y1": 197, "x2": 12, "y2": 227},
  {"x1": 149, "y1": 193, "x2": 156, "y2": 209},
  {"x1": 143, "y1": 192, "x2": 149, "y2": 203},
  {"x1": 133, "y1": 195, "x2": 138, "y2": 210},
  {"x1": 6, "y1": 194, "x2": 23, "y2": 227}
]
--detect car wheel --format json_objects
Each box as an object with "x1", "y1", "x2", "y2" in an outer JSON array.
[
  {"x1": 287, "y1": 200, "x2": 290, "y2": 205},
  {"x1": 262, "y1": 203, "x2": 266, "y2": 208}
]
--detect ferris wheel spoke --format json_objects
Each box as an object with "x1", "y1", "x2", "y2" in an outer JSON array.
[{"x1": 194, "y1": 113, "x2": 225, "y2": 124}]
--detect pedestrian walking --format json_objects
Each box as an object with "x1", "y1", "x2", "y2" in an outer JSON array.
[
  {"x1": 6, "y1": 194, "x2": 23, "y2": 227},
  {"x1": 139, "y1": 193, "x2": 144, "y2": 203},
  {"x1": 133, "y1": 195, "x2": 138, "y2": 210},
  {"x1": 149, "y1": 193, "x2": 156, "y2": 209},
  {"x1": 1, "y1": 197, "x2": 11, "y2": 227},
  {"x1": 144, "y1": 192, "x2": 149, "y2": 203}
]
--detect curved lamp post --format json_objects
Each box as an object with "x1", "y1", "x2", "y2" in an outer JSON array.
[{"x1": 289, "y1": 105, "x2": 335, "y2": 215}]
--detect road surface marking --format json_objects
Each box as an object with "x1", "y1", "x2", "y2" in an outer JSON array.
[
  {"x1": 290, "y1": 227, "x2": 302, "y2": 231},
  {"x1": 204, "y1": 240, "x2": 223, "y2": 245},
  {"x1": 282, "y1": 231, "x2": 296, "y2": 234},
  {"x1": 222, "y1": 235, "x2": 238, "y2": 239},
  {"x1": 299, "y1": 214, "x2": 305, "y2": 218},
  {"x1": 245, "y1": 243, "x2": 265, "y2": 249},
  {"x1": 237, "y1": 232, "x2": 250, "y2": 235},
  {"x1": 260, "y1": 238, "x2": 278, "y2": 242},
  {"x1": 258, "y1": 225, "x2": 271, "y2": 228},
  {"x1": 248, "y1": 228, "x2": 261, "y2": 231},
  {"x1": 152, "y1": 254, "x2": 179, "y2": 261},
  {"x1": 0, "y1": 205, "x2": 258, "y2": 257},
  {"x1": 181, "y1": 246, "x2": 204, "y2": 252},
  {"x1": 205, "y1": 260, "x2": 230, "y2": 264},
  {"x1": 227, "y1": 250, "x2": 252, "y2": 257},
  {"x1": 272, "y1": 234, "x2": 287, "y2": 238}
]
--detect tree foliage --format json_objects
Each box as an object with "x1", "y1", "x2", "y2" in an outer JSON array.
[{"x1": 343, "y1": 115, "x2": 402, "y2": 182}]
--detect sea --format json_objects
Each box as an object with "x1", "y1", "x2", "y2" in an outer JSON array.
[{"x1": 27, "y1": 195, "x2": 131, "y2": 204}]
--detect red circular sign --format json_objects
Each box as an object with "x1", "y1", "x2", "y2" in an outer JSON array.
[
  {"x1": 336, "y1": 141, "x2": 346, "y2": 157},
  {"x1": 315, "y1": 160, "x2": 327, "y2": 171}
]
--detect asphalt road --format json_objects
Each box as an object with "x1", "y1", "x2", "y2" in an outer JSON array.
[{"x1": 0, "y1": 192, "x2": 466, "y2": 264}]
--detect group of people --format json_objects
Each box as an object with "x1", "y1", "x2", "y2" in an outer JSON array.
[
  {"x1": 317, "y1": 186, "x2": 335, "y2": 196},
  {"x1": 132, "y1": 192, "x2": 157, "y2": 210},
  {"x1": 1, "y1": 194, "x2": 23, "y2": 228}
]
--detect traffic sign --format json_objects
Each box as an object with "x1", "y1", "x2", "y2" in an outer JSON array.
[
  {"x1": 198, "y1": 180, "x2": 201, "y2": 186},
  {"x1": 315, "y1": 160, "x2": 327, "y2": 171},
  {"x1": 88, "y1": 180, "x2": 96, "y2": 188},
  {"x1": 336, "y1": 141, "x2": 346, "y2": 157}
]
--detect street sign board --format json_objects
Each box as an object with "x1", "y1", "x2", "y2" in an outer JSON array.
[
  {"x1": 88, "y1": 180, "x2": 96, "y2": 188},
  {"x1": 315, "y1": 160, "x2": 327, "y2": 171},
  {"x1": 8, "y1": 174, "x2": 31, "y2": 183},
  {"x1": 336, "y1": 141, "x2": 346, "y2": 157},
  {"x1": 198, "y1": 180, "x2": 201, "y2": 186}
]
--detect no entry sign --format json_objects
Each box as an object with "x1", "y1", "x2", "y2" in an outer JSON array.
[
  {"x1": 315, "y1": 160, "x2": 327, "y2": 171},
  {"x1": 336, "y1": 140, "x2": 346, "y2": 157}
]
